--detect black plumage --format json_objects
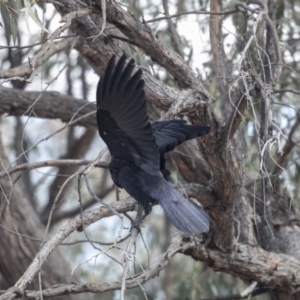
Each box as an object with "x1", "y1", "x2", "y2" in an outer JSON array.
[
  {"x1": 152, "y1": 120, "x2": 210, "y2": 179},
  {"x1": 96, "y1": 54, "x2": 210, "y2": 233}
]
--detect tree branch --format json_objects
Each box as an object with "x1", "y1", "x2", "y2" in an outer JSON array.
[
  {"x1": 223, "y1": 94, "x2": 248, "y2": 141},
  {"x1": 146, "y1": 8, "x2": 238, "y2": 23},
  {"x1": 273, "y1": 88, "x2": 300, "y2": 95},
  {"x1": 249, "y1": 0, "x2": 282, "y2": 84},
  {"x1": 271, "y1": 115, "x2": 300, "y2": 184},
  {"x1": 161, "y1": 0, "x2": 184, "y2": 58},
  {"x1": 199, "y1": 288, "x2": 268, "y2": 300},
  {"x1": 4, "y1": 234, "x2": 188, "y2": 299},
  {"x1": 184, "y1": 237, "x2": 300, "y2": 293},
  {"x1": 0, "y1": 39, "x2": 73, "y2": 81},
  {"x1": 4, "y1": 233, "x2": 300, "y2": 298},
  {"x1": 50, "y1": 185, "x2": 114, "y2": 223},
  {"x1": 0, "y1": 7, "x2": 97, "y2": 82},
  {"x1": 0, "y1": 86, "x2": 96, "y2": 127},
  {"x1": 94, "y1": 0, "x2": 207, "y2": 90},
  {"x1": 42, "y1": 129, "x2": 97, "y2": 220},
  {"x1": 10, "y1": 197, "x2": 136, "y2": 294},
  {"x1": 0, "y1": 159, "x2": 109, "y2": 179}
]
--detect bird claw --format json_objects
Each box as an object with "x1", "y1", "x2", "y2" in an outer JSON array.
[
  {"x1": 130, "y1": 221, "x2": 142, "y2": 232},
  {"x1": 130, "y1": 213, "x2": 147, "y2": 232}
]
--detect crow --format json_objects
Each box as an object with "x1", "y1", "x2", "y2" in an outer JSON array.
[{"x1": 96, "y1": 54, "x2": 210, "y2": 233}]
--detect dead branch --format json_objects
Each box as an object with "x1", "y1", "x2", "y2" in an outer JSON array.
[
  {"x1": 0, "y1": 86, "x2": 96, "y2": 127},
  {"x1": 271, "y1": 115, "x2": 300, "y2": 182},
  {"x1": 3, "y1": 234, "x2": 187, "y2": 299},
  {"x1": 0, "y1": 159, "x2": 109, "y2": 179},
  {"x1": 3, "y1": 233, "x2": 300, "y2": 298},
  {"x1": 50, "y1": 185, "x2": 114, "y2": 223},
  {"x1": 94, "y1": 0, "x2": 207, "y2": 90},
  {"x1": 0, "y1": 7, "x2": 98, "y2": 82},
  {"x1": 42, "y1": 129, "x2": 97, "y2": 219},
  {"x1": 249, "y1": 0, "x2": 282, "y2": 84},
  {"x1": 273, "y1": 89, "x2": 300, "y2": 95},
  {"x1": 185, "y1": 237, "x2": 300, "y2": 293},
  {"x1": 161, "y1": 0, "x2": 184, "y2": 58},
  {"x1": 146, "y1": 8, "x2": 238, "y2": 23},
  {"x1": 0, "y1": 39, "x2": 73, "y2": 80},
  {"x1": 223, "y1": 94, "x2": 248, "y2": 141},
  {"x1": 10, "y1": 198, "x2": 136, "y2": 294}
]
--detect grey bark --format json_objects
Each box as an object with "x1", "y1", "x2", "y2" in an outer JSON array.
[{"x1": 0, "y1": 137, "x2": 85, "y2": 299}]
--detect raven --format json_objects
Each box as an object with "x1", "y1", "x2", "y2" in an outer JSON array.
[{"x1": 96, "y1": 54, "x2": 210, "y2": 233}]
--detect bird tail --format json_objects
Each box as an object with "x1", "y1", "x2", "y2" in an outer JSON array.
[{"x1": 148, "y1": 177, "x2": 209, "y2": 233}]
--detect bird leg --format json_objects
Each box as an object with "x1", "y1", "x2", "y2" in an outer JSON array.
[{"x1": 130, "y1": 203, "x2": 152, "y2": 231}]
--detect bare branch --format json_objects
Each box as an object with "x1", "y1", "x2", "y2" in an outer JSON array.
[
  {"x1": 273, "y1": 88, "x2": 300, "y2": 95},
  {"x1": 271, "y1": 115, "x2": 300, "y2": 182},
  {"x1": 199, "y1": 287, "x2": 267, "y2": 300},
  {"x1": 0, "y1": 34, "x2": 77, "y2": 50},
  {"x1": 223, "y1": 94, "x2": 248, "y2": 141},
  {"x1": 185, "y1": 237, "x2": 300, "y2": 293},
  {"x1": 0, "y1": 39, "x2": 73, "y2": 81},
  {"x1": 51, "y1": 185, "x2": 114, "y2": 223},
  {"x1": 161, "y1": 0, "x2": 184, "y2": 58},
  {"x1": 0, "y1": 159, "x2": 109, "y2": 179},
  {"x1": 9, "y1": 234, "x2": 187, "y2": 299},
  {"x1": 0, "y1": 86, "x2": 97, "y2": 127},
  {"x1": 94, "y1": 0, "x2": 206, "y2": 90},
  {"x1": 146, "y1": 8, "x2": 238, "y2": 23},
  {"x1": 4, "y1": 234, "x2": 300, "y2": 298},
  {"x1": 42, "y1": 129, "x2": 97, "y2": 219},
  {"x1": 121, "y1": 228, "x2": 139, "y2": 300},
  {"x1": 11, "y1": 198, "x2": 136, "y2": 293},
  {"x1": 249, "y1": 0, "x2": 282, "y2": 84},
  {"x1": 0, "y1": 7, "x2": 98, "y2": 82}
]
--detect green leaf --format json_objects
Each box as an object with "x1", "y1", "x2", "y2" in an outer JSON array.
[
  {"x1": 20, "y1": 0, "x2": 48, "y2": 33},
  {"x1": 32, "y1": 7, "x2": 48, "y2": 32},
  {"x1": 0, "y1": 3, "x2": 11, "y2": 40},
  {"x1": 9, "y1": 14, "x2": 17, "y2": 44}
]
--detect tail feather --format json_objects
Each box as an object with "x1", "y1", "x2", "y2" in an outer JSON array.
[{"x1": 149, "y1": 178, "x2": 209, "y2": 233}]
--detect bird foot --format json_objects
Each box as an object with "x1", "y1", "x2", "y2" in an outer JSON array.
[
  {"x1": 130, "y1": 213, "x2": 148, "y2": 232},
  {"x1": 130, "y1": 221, "x2": 142, "y2": 232}
]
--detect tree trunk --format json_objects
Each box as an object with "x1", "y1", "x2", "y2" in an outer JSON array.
[{"x1": 0, "y1": 136, "x2": 85, "y2": 299}]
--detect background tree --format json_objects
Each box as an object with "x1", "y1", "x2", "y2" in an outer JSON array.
[{"x1": 0, "y1": 0, "x2": 300, "y2": 299}]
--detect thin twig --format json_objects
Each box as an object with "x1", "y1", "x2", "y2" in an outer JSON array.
[
  {"x1": 121, "y1": 228, "x2": 139, "y2": 300},
  {"x1": 273, "y1": 88, "x2": 300, "y2": 95},
  {"x1": 11, "y1": 106, "x2": 97, "y2": 166},
  {"x1": 145, "y1": 8, "x2": 238, "y2": 23},
  {"x1": 0, "y1": 159, "x2": 108, "y2": 179},
  {"x1": 0, "y1": 34, "x2": 77, "y2": 50},
  {"x1": 199, "y1": 288, "x2": 267, "y2": 300}
]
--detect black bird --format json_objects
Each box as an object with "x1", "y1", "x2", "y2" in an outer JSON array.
[{"x1": 96, "y1": 54, "x2": 210, "y2": 233}]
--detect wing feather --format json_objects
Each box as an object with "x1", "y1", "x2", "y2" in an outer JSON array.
[
  {"x1": 152, "y1": 120, "x2": 210, "y2": 154},
  {"x1": 97, "y1": 54, "x2": 160, "y2": 174}
]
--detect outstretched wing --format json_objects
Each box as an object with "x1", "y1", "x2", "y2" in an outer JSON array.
[
  {"x1": 152, "y1": 120, "x2": 210, "y2": 155},
  {"x1": 96, "y1": 54, "x2": 160, "y2": 175},
  {"x1": 152, "y1": 120, "x2": 210, "y2": 178}
]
